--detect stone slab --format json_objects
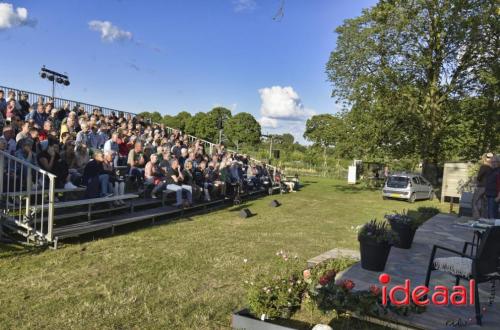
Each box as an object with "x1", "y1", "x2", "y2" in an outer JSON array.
[{"x1": 307, "y1": 248, "x2": 360, "y2": 268}]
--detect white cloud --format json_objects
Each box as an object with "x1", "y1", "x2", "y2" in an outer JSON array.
[
  {"x1": 259, "y1": 117, "x2": 278, "y2": 128},
  {"x1": 88, "y1": 20, "x2": 132, "y2": 42},
  {"x1": 258, "y1": 86, "x2": 315, "y2": 144},
  {"x1": 233, "y1": 0, "x2": 256, "y2": 12},
  {"x1": 0, "y1": 3, "x2": 34, "y2": 30},
  {"x1": 258, "y1": 86, "x2": 315, "y2": 120}
]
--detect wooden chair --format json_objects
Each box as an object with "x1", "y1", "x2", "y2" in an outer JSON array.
[{"x1": 424, "y1": 226, "x2": 500, "y2": 325}]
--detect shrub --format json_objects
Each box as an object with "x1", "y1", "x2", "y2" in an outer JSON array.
[
  {"x1": 246, "y1": 272, "x2": 306, "y2": 320},
  {"x1": 385, "y1": 210, "x2": 419, "y2": 230},
  {"x1": 358, "y1": 219, "x2": 398, "y2": 245}
]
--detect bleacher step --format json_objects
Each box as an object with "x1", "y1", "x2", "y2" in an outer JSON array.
[{"x1": 53, "y1": 199, "x2": 227, "y2": 239}]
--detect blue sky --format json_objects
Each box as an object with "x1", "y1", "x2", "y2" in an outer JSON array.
[{"x1": 0, "y1": 0, "x2": 376, "y2": 143}]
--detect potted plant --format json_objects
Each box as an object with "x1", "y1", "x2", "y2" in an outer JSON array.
[
  {"x1": 385, "y1": 210, "x2": 418, "y2": 249},
  {"x1": 358, "y1": 220, "x2": 398, "y2": 271}
]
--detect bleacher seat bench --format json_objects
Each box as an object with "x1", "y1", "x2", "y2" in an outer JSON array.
[
  {"x1": 31, "y1": 194, "x2": 139, "y2": 221},
  {"x1": 161, "y1": 189, "x2": 177, "y2": 207}
]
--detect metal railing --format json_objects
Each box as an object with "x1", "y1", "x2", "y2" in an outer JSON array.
[
  {"x1": 0, "y1": 150, "x2": 56, "y2": 245},
  {"x1": 1, "y1": 84, "x2": 278, "y2": 170},
  {"x1": 0, "y1": 85, "x2": 137, "y2": 118}
]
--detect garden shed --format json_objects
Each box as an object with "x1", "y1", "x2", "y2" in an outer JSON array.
[{"x1": 440, "y1": 162, "x2": 474, "y2": 203}]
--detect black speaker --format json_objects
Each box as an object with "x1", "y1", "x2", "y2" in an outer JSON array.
[
  {"x1": 239, "y1": 208, "x2": 252, "y2": 218},
  {"x1": 269, "y1": 200, "x2": 280, "y2": 207}
]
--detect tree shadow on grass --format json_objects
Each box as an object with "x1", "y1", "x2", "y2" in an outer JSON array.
[
  {"x1": 0, "y1": 242, "x2": 47, "y2": 259},
  {"x1": 331, "y1": 184, "x2": 381, "y2": 193}
]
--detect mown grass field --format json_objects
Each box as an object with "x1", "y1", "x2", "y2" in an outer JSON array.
[{"x1": 0, "y1": 177, "x2": 447, "y2": 329}]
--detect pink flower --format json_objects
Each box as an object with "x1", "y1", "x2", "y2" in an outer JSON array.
[
  {"x1": 303, "y1": 269, "x2": 311, "y2": 280},
  {"x1": 369, "y1": 285, "x2": 381, "y2": 296},
  {"x1": 341, "y1": 279, "x2": 355, "y2": 291}
]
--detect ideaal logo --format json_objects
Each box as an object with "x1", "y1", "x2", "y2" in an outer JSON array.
[{"x1": 378, "y1": 273, "x2": 475, "y2": 306}]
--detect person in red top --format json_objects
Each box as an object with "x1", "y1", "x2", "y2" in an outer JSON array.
[
  {"x1": 38, "y1": 121, "x2": 53, "y2": 142},
  {"x1": 5, "y1": 99, "x2": 17, "y2": 120}
]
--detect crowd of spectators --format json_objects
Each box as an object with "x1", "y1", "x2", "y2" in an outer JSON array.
[{"x1": 0, "y1": 89, "x2": 284, "y2": 208}]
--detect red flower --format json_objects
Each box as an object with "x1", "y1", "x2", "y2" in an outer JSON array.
[
  {"x1": 369, "y1": 285, "x2": 381, "y2": 296},
  {"x1": 341, "y1": 279, "x2": 355, "y2": 291},
  {"x1": 319, "y1": 275, "x2": 331, "y2": 286}
]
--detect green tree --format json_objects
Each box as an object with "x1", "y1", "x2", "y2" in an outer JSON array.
[
  {"x1": 303, "y1": 114, "x2": 342, "y2": 148},
  {"x1": 203, "y1": 107, "x2": 233, "y2": 142},
  {"x1": 185, "y1": 112, "x2": 208, "y2": 138},
  {"x1": 175, "y1": 111, "x2": 192, "y2": 132},
  {"x1": 304, "y1": 114, "x2": 343, "y2": 169},
  {"x1": 326, "y1": 0, "x2": 499, "y2": 182},
  {"x1": 225, "y1": 112, "x2": 261, "y2": 149},
  {"x1": 138, "y1": 111, "x2": 162, "y2": 123},
  {"x1": 162, "y1": 115, "x2": 180, "y2": 130}
]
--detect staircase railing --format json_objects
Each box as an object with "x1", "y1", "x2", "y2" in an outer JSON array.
[{"x1": 0, "y1": 150, "x2": 56, "y2": 246}]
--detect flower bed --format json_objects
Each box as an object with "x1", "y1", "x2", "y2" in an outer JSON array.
[{"x1": 234, "y1": 253, "x2": 425, "y2": 329}]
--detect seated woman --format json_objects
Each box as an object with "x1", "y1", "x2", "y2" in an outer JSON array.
[
  {"x1": 103, "y1": 150, "x2": 125, "y2": 205},
  {"x1": 195, "y1": 161, "x2": 213, "y2": 202},
  {"x1": 144, "y1": 153, "x2": 166, "y2": 199},
  {"x1": 73, "y1": 144, "x2": 90, "y2": 174},
  {"x1": 165, "y1": 159, "x2": 193, "y2": 208},
  {"x1": 37, "y1": 138, "x2": 76, "y2": 189},
  {"x1": 217, "y1": 159, "x2": 230, "y2": 197},
  {"x1": 182, "y1": 160, "x2": 202, "y2": 201},
  {"x1": 82, "y1": 150, "x2": 112, "y2": 198}
]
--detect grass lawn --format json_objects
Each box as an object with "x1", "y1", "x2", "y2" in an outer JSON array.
[{"x1": 0, "y1": 177, "x2": 447, "y2": 329}]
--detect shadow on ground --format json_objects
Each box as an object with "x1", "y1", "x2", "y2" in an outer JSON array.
[{"x1": 331, "y1": 184, "x2": 380, "y2": 193}]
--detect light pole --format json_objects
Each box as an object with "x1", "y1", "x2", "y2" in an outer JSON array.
[
  {"x1": 39, "y1": 66, "x2": 70, "y2": 99},
  {"x1": 261, "y1": 133, "x2": 273, "y2": 162}
]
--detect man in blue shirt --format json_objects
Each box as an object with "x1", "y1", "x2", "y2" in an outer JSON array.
[
  {"x1": 0, "y1": 90, "x2": 7, "y2": 115},
  {"x1": 26, "y1": 104, "x2": 48, "y2": 128}
]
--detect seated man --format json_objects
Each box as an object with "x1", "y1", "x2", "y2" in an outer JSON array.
[
  {"x1": 82, "y1": 150, "x2": 112, "y2": 198},
  {"x1": 165, "y1": 159, "x2": 193, "y2": 208},
  {"x1": 195, "y1": 161, "x2": 213, "y2": 202},
  {"x1": 127, "y1": 141, "x2": 146, "y2": 184},
  {"x1": 144, "y1": 153, "x2": 166, "y2": 199},
  {"x1": 103, "y1": 150, "x2": 125, "y2": 205}
]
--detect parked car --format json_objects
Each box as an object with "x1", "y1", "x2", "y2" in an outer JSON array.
[{"x1": 382, "y1": 173, "x2": 433, "y2": 203}]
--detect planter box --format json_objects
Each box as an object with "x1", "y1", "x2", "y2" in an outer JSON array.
[
  {"x1": 232, "y1": 309, "x2": 298, "y2": 330},
  {"x1": 389, "y1": 222, "x2": 416, "y2": 249},
  {"x1": 359, "y1": 239, "x2": 391, "y2": 271}
]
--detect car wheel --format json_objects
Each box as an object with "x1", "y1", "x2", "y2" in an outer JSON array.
[{"x1": 409, "y1": 193, "x2": 416, "y2": 203}]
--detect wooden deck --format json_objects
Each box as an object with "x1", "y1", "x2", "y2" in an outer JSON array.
[{"x1": 336, "y1": 214, "x2": 500, "y2": 329}]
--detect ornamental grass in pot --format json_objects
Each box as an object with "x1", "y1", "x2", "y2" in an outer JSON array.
[
  {"x1": 358, "y1": 219, "x2": 398, "y2": 271},
  {"x1": 385, "y1": 210, "x2": 418, "y2": 249}
]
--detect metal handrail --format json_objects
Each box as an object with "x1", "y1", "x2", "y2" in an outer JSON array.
[
  {"x1": 0, "y1": 85, "x2": 136, "y2": 118},
  {"x1": 0, "y1": 149, "x2": 56, "y2": 245},
  {"x1": 0, "y1": 150, "x2": 57, "y2": 179}
]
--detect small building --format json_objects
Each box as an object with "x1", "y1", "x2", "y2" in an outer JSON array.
[{"x1": 441, "y1": 162, "x2": 474, "y2": 203}]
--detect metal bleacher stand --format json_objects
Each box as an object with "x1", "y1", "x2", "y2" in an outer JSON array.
[{"x1": 0, "y1": 85, "x2": 281, "y2": 248}]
